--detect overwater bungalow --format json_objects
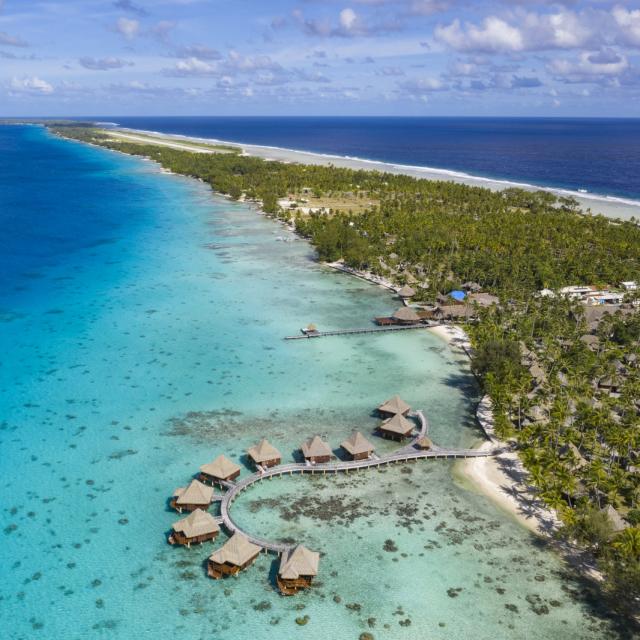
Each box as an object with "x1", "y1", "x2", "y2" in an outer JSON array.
[
  {"x1": 397, "y1": 285, "x2": 416, "y2": 299},
  {"x1": 377, "y1": 413, "x2": 415, "y2": 441},
  {"x1": 207, "y1": 532, "x2": 262, "y2": 579},
  {"x1": 168, "y1": 508, "x2": 219, "y2": 547},
  {"x1": 415, "y1": 436, "x2": 433, "y2": 450},
  {"x1": 247, "y1": 438, "x2": 282, "y2": 468},
  {"x1": 301, "y1": 435, "x2": 332, "y2": 463},
  {"x1": 301, "y1": 323, "x2": 319, "y2": 336},
  {"x1": 391, "y1": 306, "x2": 421, "y2": 325},
  {"x1": 199, "y1": 454, "x2": 241, "y2": 484},
  {"x1": 171, "y1": 479, "x2": 215, "y2": 513},
  {"x1": 276, "y1": 545, "x2": 320, "y2": 595},
  {"x1": 377, "y1": 395, "x2": 411, "y2": 418},
  {"x1": 340, "y1": 431, "x2": 375, "y2": 460}
]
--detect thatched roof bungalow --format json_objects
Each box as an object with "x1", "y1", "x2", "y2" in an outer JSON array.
[
  {"x1": 277, "y1": 545, "x2": 320, "y2": 595},
  {"x1": 171, "y1": 479, "x2": 215, "y2": 513},
  {"x1": 601, "y1": 504, "x2": 628, "y2": 534},
  {"x1": 247, "y1": 438, "x2": 282, "y2": 468},
  {"x1": 340, "y1": 431, "x2": 374, "y2": 460},
  {"x1": 168, "y1": 508, "x2": 219, "y2": 546},
  {"x1": 397, "y1": 285, "x2": 416, "y2": 299},
  {"x1": 377, "y1": 413, "x2": 415, "y2": 441},
  {"x1": 392, "y1": 306, "x2": 421, "y2": 325},
  {"x1": 415, "y1": 436, "x2": 433, "y2": 450},
  {"x1": 207, "y1": 533, "x2": 262, "y2": 579},
  {"x1": 377, "y1": 395, "x2": 411, "y2": 418},
  {"x1": 301, "y1": 435, "x2": 332, "y2": 463},
  {"x1": 199, "y1": 454, "x2": 241, "y2": 484}
]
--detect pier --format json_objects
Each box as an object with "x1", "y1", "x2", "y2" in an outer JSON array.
[{"x1": 284, "y1": 323, "x2": 431, "y2": 340}]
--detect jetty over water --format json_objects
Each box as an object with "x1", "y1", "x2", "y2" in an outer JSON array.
[
  {"x1": 284, "y1": 323, "x2": 431, "y2": 340},
  {"x1": 169, "y1": 409, "x2": 496, "y2": 557}
]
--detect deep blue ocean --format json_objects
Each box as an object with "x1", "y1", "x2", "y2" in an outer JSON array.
[{"x1": 89, "y1": 116, "x2": 640, "y2": 201}]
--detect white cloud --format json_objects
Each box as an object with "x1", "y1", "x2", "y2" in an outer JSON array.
[
  {"x1": 339, "y1": 8, "x2": 358, "y2": 31},
  {"x1": 435, "y1": 17, "x2": 524, "y2": 53},
  {"x1": 612, "y1": 5, "x2": 640, "y2": 47},
  {"x1": 548, "y1": 50, "x2": 629, "y2": 83},
  {"x1": 10, "y1": 76, "x2": 54, "y2": 95},
  {"x1": 116, "y1": 17, "x2": 140, "y2": 40}
]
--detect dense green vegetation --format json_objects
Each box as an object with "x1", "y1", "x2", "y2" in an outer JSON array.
[{"x1": 52, "y1": 124, "x2": 640, "y2": 621}]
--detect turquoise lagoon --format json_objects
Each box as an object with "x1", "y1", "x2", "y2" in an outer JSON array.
[{"x1": 0, "y1": 125, "x2": 625, "y2": 639}]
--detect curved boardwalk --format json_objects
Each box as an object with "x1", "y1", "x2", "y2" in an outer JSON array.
[{"x1": 218, "y1": 411, "x2": 496, "y2": 553}]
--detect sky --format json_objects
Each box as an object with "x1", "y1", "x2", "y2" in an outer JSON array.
[{"x1": 1, "y1": 0, "x2": 640, "y2": 116}]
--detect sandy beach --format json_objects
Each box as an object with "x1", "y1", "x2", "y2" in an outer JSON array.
[{"x1": 112, "y1": 126, "x2": 640, "y2": 221}]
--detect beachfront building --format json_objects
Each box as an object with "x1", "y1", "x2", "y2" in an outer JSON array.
[
  {"x1": 207, "y1": 533, "x2": 262, "y2": 579},
  {"x1": 340, "y1": 431, "x2": 375, "y2": 460},
  {"x1": 247, "y1": 438, "x2": 282, "y2": 469},
  {"x1": 415, "y1": 436, "x2": 433, "y2": 450},
  {"x1": 391, "y1": 306, "x2": 421, "y2": 325},
  {"x1": 171, "y1": 479, "x2": 215, "y2": 513},
  {"x1": 276, "y1": 545, "x2": 320, "y2": 595},
  {"x1": 397, "y1": 285, "x2": 416, "y2": 299},
  {"x1": 377, "y1": 413, "x2": 415, "y2": 441},
  {"x1": 377, "y1": 395, "x2": 411, "y2": 418},
  {"x1": 168, "y1": 508, "x2": 219, "y2": 547},
  {"x1": 199, "y1": 454, "x2": 241, "y2": 484},
  {"x1": 301, "y1": 435, "x2": 333, "y2": 463}
]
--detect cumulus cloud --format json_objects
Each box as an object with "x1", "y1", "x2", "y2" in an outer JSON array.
[
  {"x1": 174, "y1": 44, "x2": 221, "y2": 60},
  {"x1": 10, "y1": 76, "x2": 54, "y2": 95},
  {"x1": 292, "y1": 6, "x2": 401, "y2": 38},
  {"x1": 0, "y1": 31, "x2": 28, "y2": 47},
  {"x1": 511, "y1": 75, "x2": 543, "y2": 88},
  {"x1": 400, "y1": 76, "x2": 446, "y2": 93},
  {"x1": 548, "y1": 49, "x2": 629, "y2": 83},
  {"x1": 115, "y1": 17, "x2": 140, "y2": 40},
  {"x1": 79, "y1": 56, "x2": 133, "y2": 70},
  {"x1": 435, "y1": 10, "x2": 598, "y2": 53},
  {"x1": 612, "y1": 5, "x2": 640, "y2": 47}
]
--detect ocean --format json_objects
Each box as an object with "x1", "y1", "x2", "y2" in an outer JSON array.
[
  {"x1": 0, "y1": 124, "x2": 626, "y2": 639},
  {"x1": 89, "y1": 116, "x2": 640, "y2": 203}
]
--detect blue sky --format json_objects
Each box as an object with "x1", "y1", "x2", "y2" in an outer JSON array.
[{"x1": 1, "y1": 0, "x2": 640, "y2": 116}]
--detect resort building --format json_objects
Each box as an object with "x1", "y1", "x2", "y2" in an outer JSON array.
[
  {"x1": 467, "y1": 292, "x2": 500, "y2": 307},
  {"x1": 391, "y1": 306, "x2": 421, "y2": 325},
  {"x1": 207, "y1": 533, "x2": 262, "y2": 579},
  {"x1": 247, "y1": 438, "x2": 282, "y2": 468},
  {"x1": 415, "y1": 436, "x2": 433, "y2": 450},
  {"x1": 168, "y1": 508, "x2": 219, "y2": 547},
  {"x1": 301, "y1": 435, "x2": 333, "y2": 463},
  {"x1": 396, "y1": 285, "x2": 416, "y2": 299},
  {"x1": 377, "y1": 395, "x2": 411, "y2": 418},
  {"x1": 340, "y1": 431, "x2": 375, "y2": 460},
  {"x1": 601, "y1": 505, "x2": 629, "y2": 534},
  {"x1": 276, "y1": 545, "x2": 320, "y2": 595},
  {"x1": 171, "y1": 479, "x2": 215, "y2": 513},
  {"x1": 199, "y1": 454, "x2": 241, "y2": 484},
  {"x1": 377, "y1": 413, "x2": 415, "y2": 441}
]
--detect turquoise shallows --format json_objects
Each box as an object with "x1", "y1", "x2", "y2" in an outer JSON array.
[{"x1": 0, "y1": 125, "x2": 620, "y2": 639}]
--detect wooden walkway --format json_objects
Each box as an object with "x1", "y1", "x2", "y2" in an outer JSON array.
[
  {"x1": 284, "y1": 324, "x2": 431, "y2": 340},
  {"x1": 217, "y1": 411, "x2": 496, "y2": 553}
]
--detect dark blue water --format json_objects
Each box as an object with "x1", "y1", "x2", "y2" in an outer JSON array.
[{"x1": 90, "y1": 116, "x2": 640, "y2": 201}]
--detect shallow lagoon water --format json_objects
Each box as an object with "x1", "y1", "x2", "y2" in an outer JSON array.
[{"x1": 0, "y1": 126, "x2": 625, "y2": 638}]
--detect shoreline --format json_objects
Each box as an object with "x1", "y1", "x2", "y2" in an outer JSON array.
[{"x1": 111, "y1": 125, "x2": 640, "y2": 221}]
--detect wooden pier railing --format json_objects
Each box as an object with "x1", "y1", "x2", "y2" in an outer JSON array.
[{"x1": 284, "y1": 324, "x2": 432, "y2": 340}]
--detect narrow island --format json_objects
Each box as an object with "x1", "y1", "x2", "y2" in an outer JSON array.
[{"x1": 50, "y1": 123, "x2": 640, "y2": 621}]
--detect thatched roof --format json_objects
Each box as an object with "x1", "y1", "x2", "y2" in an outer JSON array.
[
  {"x1": 467, "y1": 292, "x2": 500, "y2": 307},
  {"x1": 340, "y1": 431, "x2": 374, "y2": 456},
  {"x1": 529, "y1": 362, "x2": 547, "y2": 384},
  {"x1": 461, "y1": 281, "x2": 482, "y2": 292},
  {"x1": 173, "y1": 479, "x2": 214, "y2": 506},
  {"x1": 380, "y1": 413, "x2": 414, "y2": 436},
  {"x1": 437, "y1": 305, "x2": 476, "y2": 319},
  {"x1": 279, "y1": 545, "x2": 320, "y2": 580},
  {"x1": 301, "y1": 435, "x2": 332, "y2": 458},
  {"x1": 305, "y1": 323, "x2": 318, "y2": 332},
  {"x1": 397, "y1": 285, "x2": 416, "y2": 298},
  {"x1": 416, "y1": 436, "x2": 433, "y2": 450},
  {"x1": 200, "y1": 455, "x2": 241, "y2": 479},
  {"x1": 172, "y1": 508, "x2": 219, "y2": 538},
  {"x1": 209, "y1": 532, "x2": 261, "y2": 566},
  {"x1": 392, "y1": 306, "x2": 421, "y2": 322},
  {"x1": 378, "y1": 395, "x2": 411, "y2": 415},
  {"x1": 602, "y1": 505, "x2": 628, "y2": 533},
  {"x1": 247, "y1": 438, "x2": 281, "y2": 463}
]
